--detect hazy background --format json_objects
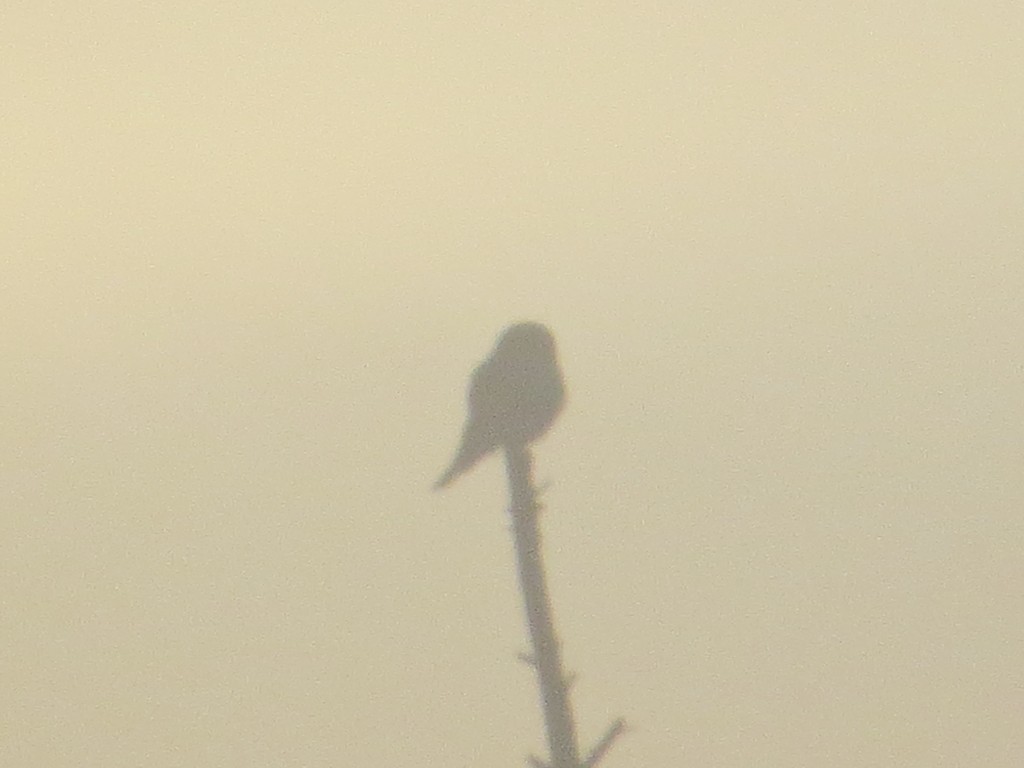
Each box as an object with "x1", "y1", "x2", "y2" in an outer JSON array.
[{"x1": 4, "y1": 3, "x2": 1022, "y2": 766}]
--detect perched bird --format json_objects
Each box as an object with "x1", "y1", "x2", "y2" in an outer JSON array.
[{"x1": 434, "y1": 322, "x2": 565, "y2": 489}]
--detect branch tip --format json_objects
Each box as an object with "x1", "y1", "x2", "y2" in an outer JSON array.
[{"x1": 582, "y1": 717, "x2": 627, "y2": 768}]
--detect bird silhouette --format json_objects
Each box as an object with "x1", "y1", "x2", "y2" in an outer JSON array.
[{"x1": 434, "y1": 322, "x2": 565, "y2": 489}]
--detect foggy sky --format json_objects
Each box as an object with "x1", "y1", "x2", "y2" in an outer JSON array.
[{"x1": 4, "y1": 3, "x2": 1023, "y2": 766}]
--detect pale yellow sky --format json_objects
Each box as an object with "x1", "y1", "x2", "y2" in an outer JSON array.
[{"x1": 4, "y1": 3, "x2": 1023, "y2": 766}]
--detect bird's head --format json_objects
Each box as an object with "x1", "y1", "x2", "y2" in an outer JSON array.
[{"x1": 494, "y1": 322, "x2": 556, "y2": 359}]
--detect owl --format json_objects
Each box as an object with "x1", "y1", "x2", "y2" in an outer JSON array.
[{"x1": 434, "y1": 322, "x2": 566, "y2": 489}]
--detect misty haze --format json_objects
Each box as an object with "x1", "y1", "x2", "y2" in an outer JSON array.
[{"x1": 4, "y1": 3, "x2": 1022, "y2": 767}]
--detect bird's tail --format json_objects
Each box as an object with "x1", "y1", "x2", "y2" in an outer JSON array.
[
  {"x1": 432, "y1": 466, "x2": 460, "y2": 491},
  {"x1": 433, "y1": 441, "x2": 491, "y2": 490}
]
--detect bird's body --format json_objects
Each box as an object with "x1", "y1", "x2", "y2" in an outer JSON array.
[{"x1": 434, "y1": 322, "x2": 565, "y2": 489}]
